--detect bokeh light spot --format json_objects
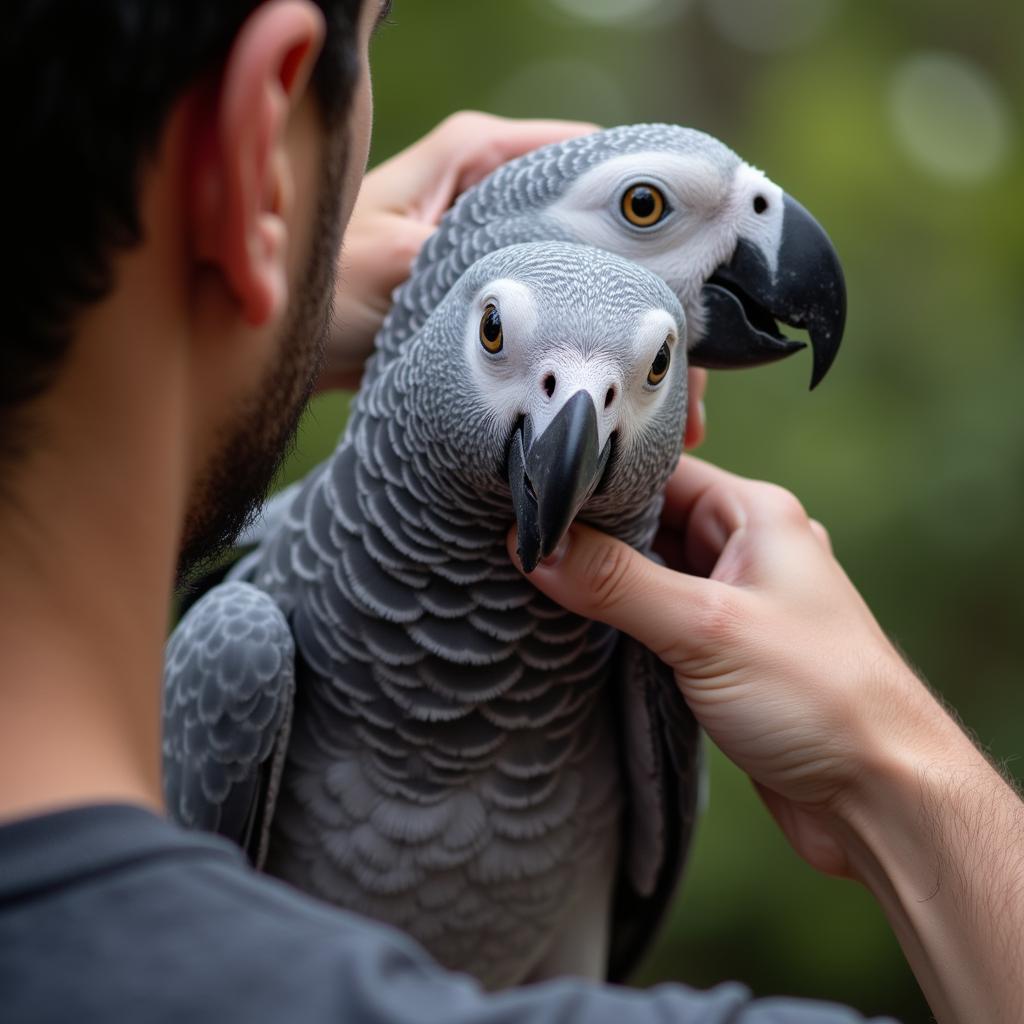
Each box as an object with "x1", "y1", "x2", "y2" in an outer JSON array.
[
  {"x1": 550, "y1": 0, "x2": 678, "y2": 26},
  {"x1": 888, "y1": 52, "x2": 1013, "y2": 184},
  {"x1": 703, "y1": 0, "x2": 841, "y2": 52}
]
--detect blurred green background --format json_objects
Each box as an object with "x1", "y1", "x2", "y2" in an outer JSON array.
[{"x1": 280, "y1": 1, "x2": 1023, "y2": 1020}]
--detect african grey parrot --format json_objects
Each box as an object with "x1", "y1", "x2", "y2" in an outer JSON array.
[
  {"x1": 240, "y1": 123, "x2": 845, "y2": 547},
  {"x1": 165, "y1": 124, "x2": 848, "y2": 987},
  {"x1": 371, "y1": 122, "x2": 844, "y2": 387},
  {"x1": 165, "y1": 242, "x2": 703, "y2": 988}
]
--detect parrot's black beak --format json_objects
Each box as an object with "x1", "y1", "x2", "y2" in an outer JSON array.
[
  {"x1": 694, "y1": 194, "x2": 847, "y2": 389},
  {"x1": 506, "y1": 391, "x2": 610, "y2": 574}
]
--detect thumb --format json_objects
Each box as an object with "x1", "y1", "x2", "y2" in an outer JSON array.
[{"x1": 508, "y1": 522, "x2": 728, "y2": 661}]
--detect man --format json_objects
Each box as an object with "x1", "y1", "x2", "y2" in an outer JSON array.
[{"x1": 1, "y1": 1, "x2": 1020, "y2": 1022}]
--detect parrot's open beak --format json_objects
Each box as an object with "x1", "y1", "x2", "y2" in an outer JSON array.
[
  {"x1": 506, "y1": 391, "x2": 611, "y2": 573},
  {"x1": 694, "y1": 194, "x2": 847, "y2": 390}
]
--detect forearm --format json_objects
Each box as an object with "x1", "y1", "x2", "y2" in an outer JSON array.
[{"x1": 838, "y1": 693, "x2": 1024, "y2": 1024}]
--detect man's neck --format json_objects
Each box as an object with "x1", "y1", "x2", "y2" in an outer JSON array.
[
  {"x1": 0, "y1": 474, "x2": 177, "y2": 822},
  {"x1": 0, "y1": 329, "x2": 189, "y2": 825}
]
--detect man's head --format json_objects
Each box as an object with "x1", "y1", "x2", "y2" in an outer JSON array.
[{"x1": 4, "y1": 0, "x2": 384, "y2": 578}]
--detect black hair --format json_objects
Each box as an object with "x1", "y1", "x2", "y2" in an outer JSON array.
[{"x1": 2, "y1": 0, "x2": 364, "y2": 463}]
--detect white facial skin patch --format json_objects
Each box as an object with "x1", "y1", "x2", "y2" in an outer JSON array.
[
  {"x1": 545, "y1": 151, "x2": 787, "y2": 341},
  {"x1": 466, "y1": 279, "x2": 680, "y2": 454}
]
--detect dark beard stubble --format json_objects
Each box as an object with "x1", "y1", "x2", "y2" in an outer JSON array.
[{"x1": 176, "y1": 131, "x2": 348, "y2": 585}]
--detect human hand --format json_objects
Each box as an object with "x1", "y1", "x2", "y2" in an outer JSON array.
[
  {"x1": 320, "y1": 112, "x2": 599, "y2": 390},
  {"x1": 511, "y1": 455, "x2": 966, "y2": 879},
  {"x1": 519, "y1": 455, "x2": 1024, "y2": 1024}
]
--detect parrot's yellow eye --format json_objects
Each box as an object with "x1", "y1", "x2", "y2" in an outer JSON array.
[
  {"x1": 479, "y1": 304, "x2": 503, "y2": 353},
  {"x1": 647, "y1": 340, "x2": 671, "y2": 385},
  {"x1": 621, "y1": 184, "x2": 667, "y2": 228}
]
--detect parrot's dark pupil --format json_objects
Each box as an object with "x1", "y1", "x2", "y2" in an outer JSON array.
[
  {"x1": 632, "y1": 188, "x2": 656, "y2": 217},
  {"x1": 652, "y1": 344, "x2": 669, "y2": 375},
  {"x1": 484, "y1": 310, "x2": 501, "y2": 341}
]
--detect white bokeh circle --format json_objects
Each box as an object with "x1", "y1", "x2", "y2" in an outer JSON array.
[
  {"x1": 703, "y1": 0, "x2": 842, "y2": 53},
  {"x1": 889, "y1": 52, "x2": 1013, "y2": 184}
]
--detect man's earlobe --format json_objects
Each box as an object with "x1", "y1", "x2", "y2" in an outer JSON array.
[{"x1": 188, "y1": 0, "x2": 326, "y2": 327}]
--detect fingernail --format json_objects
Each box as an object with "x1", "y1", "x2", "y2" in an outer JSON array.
[{"x1": 698, "y1": 400, "x2": 706, "y2": 432}]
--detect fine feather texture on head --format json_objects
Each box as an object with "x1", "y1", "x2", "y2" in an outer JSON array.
[
  {"x1": 390, "y1": 243, "x2": 687, "y2": 503},
  {"x1": 373, "y1": 124, "x2": 751, "y2": 370},
  {"x1": 368, "y1": 122, "x2": 843, "y2": 393}
]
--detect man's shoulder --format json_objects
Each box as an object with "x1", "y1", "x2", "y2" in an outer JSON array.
[
  {"x1": 0, "y1": 803, "x2": 896, "y2": 1024},
  {"x1": 0, "y1": 803, "x2": 438, "y2": 1023}
]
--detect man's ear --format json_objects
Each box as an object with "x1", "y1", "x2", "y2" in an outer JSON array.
[{"x1": 189, "y1": 0, "x2": 325, "y2": 327}]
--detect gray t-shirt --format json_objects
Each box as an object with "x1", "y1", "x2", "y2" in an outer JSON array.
[{"x1": 0, "y1": 804, "x2": 899, "y2": 1023}]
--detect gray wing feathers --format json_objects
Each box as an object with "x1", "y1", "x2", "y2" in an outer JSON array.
[
  {"x1": 162, "y1": 581, "x2": 296, "y2": 865},
  {"x1": 609, "y1": 633, "x2": 703, "y2": 982}
]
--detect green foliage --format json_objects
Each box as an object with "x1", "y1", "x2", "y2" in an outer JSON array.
[{"x1": 278, "y1": 3, "x2": 1024, "y2": 1019}]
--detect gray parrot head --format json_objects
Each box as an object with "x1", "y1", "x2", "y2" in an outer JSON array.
[
  {"x1": 463, "y1": 123, "x2": 846, "y2": 389},
  {"x1": 412, "y1": 242, "x2": 687, "y2": 573}
]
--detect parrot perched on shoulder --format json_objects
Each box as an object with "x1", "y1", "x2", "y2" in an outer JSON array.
[
  {"x1": 164, "y1": 123, "x2": 848, "y2": 988},
  {"x1": 165, "y1": 243, "x2": 699, "y2": 988}
]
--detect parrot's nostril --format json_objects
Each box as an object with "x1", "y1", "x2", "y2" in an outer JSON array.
[
  {"x1": 604, "y1": 387, "x2": 616, "y2": 409},
  {"x1": 753, "y1": 195, "x2": 768, "y2": 214},
  {"x1": 542, "y1": 374, "x2": 556, "y2": 398}
]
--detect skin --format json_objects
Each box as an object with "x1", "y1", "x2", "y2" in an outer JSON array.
[
  {"x1": 0, "y1": 0, "x2": 1019, "y2": 1020},
  {"x1": 511, "y1": 460, "x2": 1024, "y2": 1024}
]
